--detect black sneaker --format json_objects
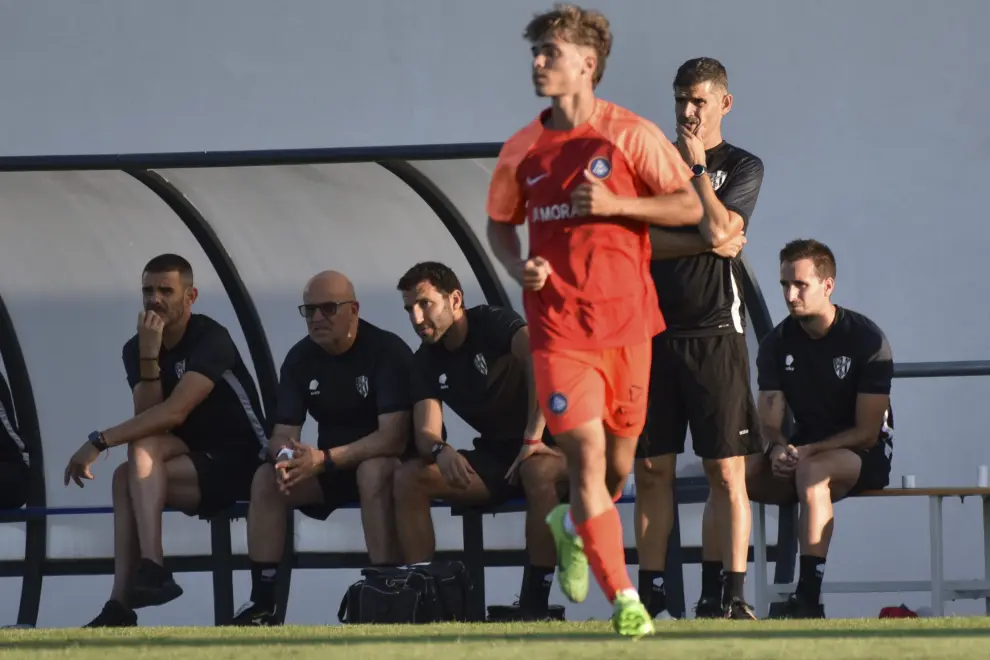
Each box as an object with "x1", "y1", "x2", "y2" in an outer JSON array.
[
  {"x1": 84, "y1": 600, "x2": 137, "y2": 628},
  {"x1": 693, "y1": 596, "x2": 724, "y2": 619},
  {"x1": 226, "y1": 601, "x2": 281, "y2": 626},
  {"x1": 128, "y1": 558, "x2": 183, "y2": 609},
  {"x1": 780, "y1": 591, "x2": 825, "y2": 619},
  {"x1": 487, "y1": 601, "x2": 566, "y2": 622},
  {"x1": 725, "y1": 597, "x2": 758, "y2": 620}
]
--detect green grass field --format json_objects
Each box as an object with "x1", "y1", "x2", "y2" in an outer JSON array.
[{"x1": 2, "y1": 618, "x2": 989, "y2": 659}]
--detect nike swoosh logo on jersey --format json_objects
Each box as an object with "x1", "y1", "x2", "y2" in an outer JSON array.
[{"x1": 526, "y1": 174, "x2": 549, "y2": 186}]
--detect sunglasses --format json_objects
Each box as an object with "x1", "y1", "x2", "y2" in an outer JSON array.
[{"x1": 297, "y1": 300, "x2": 356, "y2": 319}]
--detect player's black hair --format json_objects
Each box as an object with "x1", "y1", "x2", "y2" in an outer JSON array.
[
  {"x1": 779, "y1": 239, "x2": 837, "y2": 281},
  {"x1": 143, "y1": 253, "x2": 194, "y2": 287},
  {"x1": 674, "y1": 57, "x2": 729, "y2": 92},
  {"x1": 397, "y1": 262, "x2": 464, "y2": 299}
]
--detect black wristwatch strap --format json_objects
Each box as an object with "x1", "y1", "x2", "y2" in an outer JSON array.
[
  {"x1": 322, "y1": 448, "x2": 336, "y2": 473},
  {"x1": 89, "y1": 430, "x2": 109, "y2": 452},
  {"x1": 430, "y1": 442, "x2": 449, "y2": 462}
]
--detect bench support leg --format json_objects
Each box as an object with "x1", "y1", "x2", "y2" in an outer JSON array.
[
  {"x1": 753, "y1": 502, "x2": 768, "y2": 618},
  {"x1": 928, "y1": 495, "x2": 944, "y2": 616},
  {"x1": 983, "y1": 496, "x2": 989, "y2": 615},
  {"x1": 461, "y1": 512, "x2": 486, "y2": 622},
  {"x1": 210, "y1": 518, "x2": 235, "y2": 625}
]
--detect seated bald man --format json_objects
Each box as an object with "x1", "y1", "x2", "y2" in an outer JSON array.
[{"x1": 231, "y1": 271, "x2": 415, "y2": 626}]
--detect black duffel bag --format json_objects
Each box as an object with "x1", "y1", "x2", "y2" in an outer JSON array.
[{"x1": 337, "y1": 560, "x2": 472, "y2": 624}]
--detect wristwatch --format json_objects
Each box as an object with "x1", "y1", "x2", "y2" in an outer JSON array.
[
  {"x1": 88, "y1": 430, "x2": 109, "y2": 452},
  {"x1": 691, "y1": 164, "x2": 707, "y2": 178},
  {"x1": 322, "y1": 448, "x2": 336, "y2": 473},
  {"x1": 430, "y1": 442, "x2": 450, "y2": 462}
]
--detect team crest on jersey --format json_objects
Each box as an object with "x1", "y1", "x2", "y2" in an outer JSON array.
[
  {"x1": 355, "y1": 375, "x2": 369, "y2": 398},
  {"x1": 175, "y1": 360, "x2": 186, "y2": 379},
  {"x1": 709, "y1": 170, "x2": 727, "y2": 191},
  {"x1": 833, "y1": 356, "x2": 851, "y2": 379},
  {"x1": 473, "y1": 353, "x2": 488, "y2": 376},
  {"x1": 588, "y1": 156, "x2": 612, "y2": 180},
  {"x1": 548, "y1": 392, "x2": 568, "y2": 415}
]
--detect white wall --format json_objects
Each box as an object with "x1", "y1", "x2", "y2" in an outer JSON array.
[{"x1": 0, "y1": 0, "x2": 988, "y2": 626}]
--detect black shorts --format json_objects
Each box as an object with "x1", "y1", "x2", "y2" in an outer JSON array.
[
  {"x1": 848, "y1": 439, "x2": 892, "y2": 496},
  {"x1": 637, "y1": 333, "x2": 762, "y2": 460},
  {"x1": 461, "y1": 439, "x2": 524, "y2": 505},
  {"x1": 298, "y1": 468, "x2": 362, "y2": 521},
  {"x1": 186, "y1": 449, "x2": 262, "y2": 519},
  {"x1": 0, "y1": 458, "x2": 29, "y2": 509}
]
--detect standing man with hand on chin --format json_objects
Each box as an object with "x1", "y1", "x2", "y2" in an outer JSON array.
[{"x1": 635, "y1": 57, "x2": 766, "y2": 620}]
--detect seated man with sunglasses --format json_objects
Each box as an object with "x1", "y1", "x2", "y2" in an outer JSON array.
[{"x1": 231, "y1": 270, "x2": 415, "y2": 626}]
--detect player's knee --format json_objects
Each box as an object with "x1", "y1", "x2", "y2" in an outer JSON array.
[
  {"x1": 111, "y1": 461, "x2": 130, "y2": 502},
  {"x1": 250, "y1": 462, "x2": 282, "y2": 501},
  {"x1": 519, "y1": 455, "x2": 564, "y2": 499},
  {"x1": 126, "y1": 434, "x2": 170, "y2": 466},
  {"x1": 795, "y1": 458, "x2": 832, "y2": 496},
  {"x1": 357, "y1": 457, "x2": 397, "y2": 500},
  {"x1": 634, "y1": 454, "x2": 676, "y2": 491},
  {"x1": 393, "y1": 459, "x2": 429, "y2": 499},
  {"x1": 703, "y1": 457, "x2": 745, "y2": 494}
]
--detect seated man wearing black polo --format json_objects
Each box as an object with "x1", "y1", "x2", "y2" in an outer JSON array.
[
  {"x1": 67, "y1": 254, "x2": 269, "y2": 627},
  {"x1": 708, "y1": 239, "x2": 893, "y2": 619},
  {"x1": 0, "y1": 371, "x2": 29, "y2": 509},
  {"x1": 231, "y1": 270, "x2": 414, "y2": 626},
  {"x1": 393, "y1": 262, "x2": 568, "y2": 621}
]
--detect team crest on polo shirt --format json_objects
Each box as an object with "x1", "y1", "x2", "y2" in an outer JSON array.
[
  {"x1": 709, "y1": 170, "x2": 727, "y2": 191},
  {"x1": 473, "y1": 353, "x2": 488, "y2": 376},
  {"x1": 588, "y1": 156, "x2": 612, "y2": 180},
  {"x1": 355, "y1": 375, "x2": 369, "y2": 398},
  {"x1": 548, "y1": 392, "x2": 568, "y2": 415},
  {"x1": 833, "y1": 356, "x2": 851, "y2": 379},
  {"x1": 175, "y1": 360, "x2": 186, "y2": 379}
]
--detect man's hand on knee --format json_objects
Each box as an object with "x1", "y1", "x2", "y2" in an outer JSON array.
[
  {"x1": 276, "y1": 441, "x2": 326, "y2": 494},
  {"x1": 506, "y1": 440, "x2": 562, "y2": 485}
]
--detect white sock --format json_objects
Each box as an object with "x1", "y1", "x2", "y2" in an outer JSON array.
[{"x1": 563, "y1": 510, "x2": 577, "y2": 537}]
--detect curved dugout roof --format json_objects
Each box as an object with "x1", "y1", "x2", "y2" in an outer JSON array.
[{"x1": 0, "y1": 145, "x2": 774, "y2": 565}]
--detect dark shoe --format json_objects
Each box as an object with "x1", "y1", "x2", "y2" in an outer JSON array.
[
  {"x1": 84, "y1": 600, "x2": 137, "y2": 628},
  {"x1": 487, "y1": 602, "x2": 566, "y2": 622},
  {"x1": 225, "y1": 601, "x2": 281, "y2": 626},
  {"x1": 128, "y1": 558, "x2": 183, "y2": 609},
  {"x1": 693, "y1": 596, "x2": 724, "y2": 619},
  {"x1": 725, "y1": 597, "x2": 758, "y2": 620},
  {"x1": 780, "y1": 591, "x2": 825, "y2": 619}
]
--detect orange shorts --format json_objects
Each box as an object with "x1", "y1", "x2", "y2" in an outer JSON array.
[{"x1": 532, "y1": 340, "x2": 652, "y2": 438}]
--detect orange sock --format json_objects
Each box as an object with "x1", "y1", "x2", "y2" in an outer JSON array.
[{"x1": 575, "y1": 505, "x2": 634, "y2": 603}]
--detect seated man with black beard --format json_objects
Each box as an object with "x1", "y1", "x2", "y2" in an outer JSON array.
[{"x1": 393, "y1": 262, "x2": 569, "y2": 620}]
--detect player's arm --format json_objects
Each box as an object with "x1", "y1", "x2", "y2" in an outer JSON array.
[
  {"x1": 486, "y1": 135, "x2": 533, "y2": 281},
  {"x1": 123, "y1": 343, "x2": 164, "y2": 415},
  {"x1": 327, "y1": 344, "x2": 414, "y2": 469},
  {"x1": 103, "y1": 329, "x2": 236, "y2": 447},
  {"x1": 269, "y1": 354, "x2": 309, "y2": 458},
  {"x1": 695, "y1": 158, "x2": 764, "y2": 248},
  {"x1": 804, "y1": 330, "x2": 894, "y2": 455},
  {"x1": 755, "y1": 330, "x2": 790, "y2": 452},
  {"x1": 412, "y1": 398, "x2": 446, "y2": 459},
  {"x1": 509, "y1": 325, "x2": 546, "y2": 442},
  {"x1": 648, "y1": 227, "x2": 711, "y2": 259}
]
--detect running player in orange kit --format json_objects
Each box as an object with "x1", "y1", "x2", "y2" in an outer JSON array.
[{"x1": 485, "y1": 4, "x2": 704, "y2": 638}]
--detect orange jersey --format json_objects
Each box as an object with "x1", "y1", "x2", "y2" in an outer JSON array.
[{"x1": 487, "y1": 99, "x2": 692, "y2": 351}]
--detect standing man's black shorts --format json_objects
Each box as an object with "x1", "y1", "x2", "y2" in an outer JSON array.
[
  {"x1": 637, "y1": 333, "x2": 762, "y2": 460},
  {"x1": 0, "y1": 458, "x2": 29, "y2": 509}
]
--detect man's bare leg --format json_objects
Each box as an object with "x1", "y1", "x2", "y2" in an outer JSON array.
[
  {"x1": 702, "y1": 455, "x2": 752, "y2": 616},
  {"x1": 517, "y1": 453, "x2": 567, "y2": 614},
  {"x1": 355, "y1": 457, "x2": 402, "y2": 566},
  {"x1": 632, "y1": 453, "x2": 677, "y2": 616},
  {"x1": 789, "y1": 449, "x2": 861, "y2": 616},
  {"x1": 393, "y1": 457, "x2": 491, "y2": 563},
  {"x1": 126, "y1": 434, "x2": 191, "y2": 564},
  {"x1": 109, "y1": 463, "x2": 142, "y2": 607},
  {"x1": 239, "y1": 463, "x2": 324, "y2": 623}
]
